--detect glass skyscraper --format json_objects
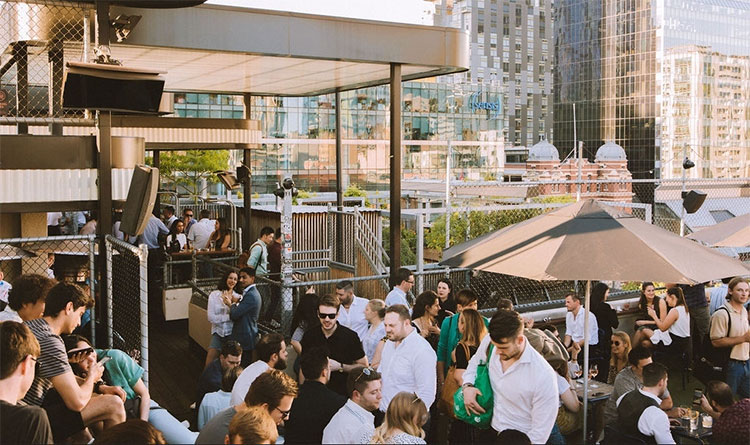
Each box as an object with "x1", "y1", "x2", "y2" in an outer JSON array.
[{"x1": 554, "y1": 0, "x2": 750, "y2": 188}]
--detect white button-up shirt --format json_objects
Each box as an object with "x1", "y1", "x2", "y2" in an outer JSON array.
[
  {"x1": 338, "y1": 296, "x2": 370, "y2": 340},
  {"x1": 322, "y1": 399, "x2": 375, "y2": 444},
  {"x1": 385, "y1": 287, "x2": 409, "y2": 307},
  {"x1": 616, "y1": 389, "x2": 675, "y2": 445},
  {"x1": 230, "y1": 360, "x2": 270, "y2": 406},
  {"x1": 462, "y1": 335, "x2": 559, "y2": 444},
  {"x1": 188, "y1": 218, "x2": 215, "y2": 250},
  {"x1": 0, "y1": 305, "x2": 22, "y2": 323},
  {"x1": 565, "y1": 308, "x2": 599, "y2": 345},
  {"x1": 207, "y1": 290, "x2": 239, "y2": 337},
  {"x1": 378, "y1": 328, "x2": 436, "y2": 412}
]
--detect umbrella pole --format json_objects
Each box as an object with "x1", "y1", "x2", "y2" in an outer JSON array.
[{"x1": 582, "y1": 280, "x2": 591, "y2": 444}]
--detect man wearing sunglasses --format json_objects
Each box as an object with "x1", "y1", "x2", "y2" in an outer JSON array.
[
  {"x1": 323, "y1": 366, "x2": 382, "y2": 444},
  {"x1": 300, "y1": 295, "x2": 368, "y2": 396},
  {"x1": 0, "y1": 321, "x2": 53, "y2": 444}
]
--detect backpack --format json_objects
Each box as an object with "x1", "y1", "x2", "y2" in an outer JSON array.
[
  {"x1": 525, "y1": 327, "x2": 570, "y2": 366},
  {"x1": 237, "y1": 241, "x2": 263, "y2": 269},
  {"x1": 695, "y1": 306, "x2": 732, "y2": 384}
]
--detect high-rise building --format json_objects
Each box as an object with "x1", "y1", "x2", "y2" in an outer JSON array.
[
  {"x1": 450, "y1": 0, "x2": 554, "y2": 147},
  {"x1": 554, "y1": 0, "x2": 750, "y2": 186}
]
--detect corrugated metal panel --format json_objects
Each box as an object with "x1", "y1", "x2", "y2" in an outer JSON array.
[
  {"x1": 0, "y1": 126, "x2": 261, "y2": 144},
  {"x1": 0, "y1": 169, "x2": 133, "y2": 202}
]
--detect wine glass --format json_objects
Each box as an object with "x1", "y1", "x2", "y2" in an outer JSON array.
[
  {"x1": 573, "y1": 365, "x2": 583, "y2": 380},
  {"x1": 589, "y1": 364, "x2": 599, "y2": 388}
]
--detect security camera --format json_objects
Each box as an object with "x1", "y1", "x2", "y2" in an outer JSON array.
[
  {"x1": 282, "y1": 177, "x2": 295, "y2": 190},
  {"x1": 682, "y1": 157, "x2": 695, "y2": 170}
]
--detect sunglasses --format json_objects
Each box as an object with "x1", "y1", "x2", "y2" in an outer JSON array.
[
  {"x1": 355, "y1": 367, "x2": 375, "y2": 382},
  {"x1": 274, "y1": 406, "x2": 291, "y2": 419},
  {"x1": 411, "y1": 393, "x2": 422, "y2": 404},
  {"x1": 613, "y1": 341, "x2": 622, "y2": 346},
  {"x1": 318, "y1": 312, "x2": 337, "y2": 320}
]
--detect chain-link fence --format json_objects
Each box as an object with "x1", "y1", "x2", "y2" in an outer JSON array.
[
  {"x1": 0, "y1": 234, "x2": 97, "y2": 340},
  {"x1": 105, "y1": 235, "x2": 148, "y2": 384},
  {"x1": 1, "y1": 1, "x2": 92, "y2": 121}
]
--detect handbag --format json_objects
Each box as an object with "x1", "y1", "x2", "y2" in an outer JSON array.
[
  {"x1": 453, "y1": 343, "x2": 494, "y2": 429},
  {"x1": 124, "y1": 395, "x2": 142, "y2": 419},
  {"x1": 439, "y1": 342, "x2": 470, "y2": 418}
]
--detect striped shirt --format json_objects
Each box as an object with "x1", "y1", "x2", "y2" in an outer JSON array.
[{"x1": 22, "y1": 318, "x2": 72, "y2": 406}]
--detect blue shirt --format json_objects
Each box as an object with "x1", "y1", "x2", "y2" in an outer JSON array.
[
  {"x1": 197, "y1": 390, "x2": 232, "y2": 431},
  {"x1": 385, "y1": 287, "x2": 409, "y2": 307},
  {"x1": 137, "y1": 216, "x2": 169, "y2": 249}
]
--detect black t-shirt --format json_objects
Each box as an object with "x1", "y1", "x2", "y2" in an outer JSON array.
[
  {"x1": 301, "y1": 323, "x2": 365, "y2": 396},
  {"x1": 454, "y1": 343, "x2": 478, "y2": 370},
  {"x1": 0, "y1": 400, "x2": 53, "y2": 444}
]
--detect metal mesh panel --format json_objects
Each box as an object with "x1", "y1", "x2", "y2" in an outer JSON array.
[
  {"x1": 0, "y1": 234, "x2": 97, "y2": 339},
  {"x1": 469, "y1": 270, "x2": 577, "y2": 311},
  {"x1": 1, "y1": 1, "x2": 92, "y2": 119},
  {"x1": 105, "y1": 236, "x2": 148, "y2": 383}
]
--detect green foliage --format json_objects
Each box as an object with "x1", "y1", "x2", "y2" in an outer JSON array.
[
  {"x1": 382, "y1": 225, "x2": 417, "y2": 266},
  {"x1": 293, "y1": 189, "x2": 313, "y2": 205},
  {"x1": 344, "y1": 184, "x2": 372, "y2": 207},
  {"x1": 425, "y1": 208, "x2": 544, "y2": 250},
  {"x1": 154, "y1": 150, "x2": 230, "y2": 196},
  {"x1": 532, "y1": 195, "x2": 577, "y2": 204}
]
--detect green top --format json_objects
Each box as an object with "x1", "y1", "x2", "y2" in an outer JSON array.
[
  {"x1": 95, "y1": 349, "x2": 144, "y2": 400},
  {"x1": 436, "y1": 312, "x2": 490, "y2": 373}
]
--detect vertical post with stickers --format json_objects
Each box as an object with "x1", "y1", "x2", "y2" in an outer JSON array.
[{"x1": 279, "y1": 177, "x2": 296, "y2": 336}]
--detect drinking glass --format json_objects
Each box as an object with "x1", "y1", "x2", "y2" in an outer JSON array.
[{"x1": 689, "y1": 409, "x2": 699, "y2": 430}]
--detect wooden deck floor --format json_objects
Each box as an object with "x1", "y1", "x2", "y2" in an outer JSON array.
[{"x1": 148, "y1": 319, "x2": 205, "y2": 425}]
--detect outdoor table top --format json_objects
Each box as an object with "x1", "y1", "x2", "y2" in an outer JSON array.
[
  {"x1": 572, "y1": 379, "x2": 614, "y2": 403},
  {"x1": 670, "y1": 416, "x2": 712, "y2": 443},
  {"x1": 169, "y1": 248, "x2": 235, "y2": 257}
]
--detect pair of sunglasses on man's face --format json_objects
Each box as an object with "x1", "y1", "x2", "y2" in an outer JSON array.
[{"x1": 318, "y1": 312, "x2": 337, "y2": 319}]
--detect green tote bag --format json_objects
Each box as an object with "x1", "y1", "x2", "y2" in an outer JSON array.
[{"x1": 453, "y1": 343, "x2": 494, "y2": 429}]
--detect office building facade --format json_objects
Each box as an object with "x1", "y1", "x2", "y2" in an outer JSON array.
[{"x1": 554, "y1": 0, "x2": 750, "y2": 184}]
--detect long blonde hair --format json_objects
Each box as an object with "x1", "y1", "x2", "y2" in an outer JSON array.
[
  {"x1": 459, "y1": 309, "x2": 487, "y2": 347},
  {"x1": 609, "y1": 331, "x2": 631, "y2": 367},
  {"x1": 370, "y1": 392, "x2": 427, "y2": 444}
]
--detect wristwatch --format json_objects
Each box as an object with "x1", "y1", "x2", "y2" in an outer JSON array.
[
  {"x1": 461, "y1": 382, "x2": 474, "y2": 389},
  {"x1": 338, "y1": 363, "x2": 344, "y2": 373}
]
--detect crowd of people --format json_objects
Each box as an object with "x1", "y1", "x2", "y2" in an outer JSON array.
[{"x1": 1, "y1": 253, "x2": 748, "y2": 444}]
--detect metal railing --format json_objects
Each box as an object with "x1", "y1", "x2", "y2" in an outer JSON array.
[{"x1": 104, "y1": 235, "x2": 149, "y2": 384}]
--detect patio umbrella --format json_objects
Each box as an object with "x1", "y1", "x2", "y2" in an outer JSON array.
[
  {"x1": 0, "y1": 244, "x2": 35, "y2": 261},
  {"x1": 440, "y1": 199, "x2": 749, "y2": 441},
  {"x1": 686, "y1": 213, "x2": 750, "y2": 247}
]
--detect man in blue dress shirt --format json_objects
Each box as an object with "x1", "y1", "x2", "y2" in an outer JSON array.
[{"x1": 232, "y1": 267, "x2": 261, "y2": 367}]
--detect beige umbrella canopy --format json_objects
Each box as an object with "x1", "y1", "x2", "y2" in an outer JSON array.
[
  {"x1": 440, "y1": 199, "x2": 749, "y2": 441},
  {"x1": 440, "y1": 199, "x2": 749, "y2": 283},
  {"x1": 687, "y1": 213, "x2": 750, "y2": 248}
]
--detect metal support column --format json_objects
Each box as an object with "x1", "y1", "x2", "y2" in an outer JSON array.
[
  {"x1": 389, "y1": 63, "x2": 402, "y2": 285},
  {"x1": 152, "y1": 150, "x2": 161, "y2": 217},
  {"x1": 243, "y1": 94, "x2": 253, "y2": 251},
  {"x1": 97, "y1": 111, "x2": 113, "y2": 338},
  {"x1": 14, "y1": 42, "x2": 29, "y2": 134},
  {"x1": 280, "y1": 187, "x2": 294, "y2": 337},
  {"x1": 48, "y1": 39, "x2": 64, "y2": 136},
  {"x1": 138, "y1": 244, "x2": 149, "y2": 385},
  {"x1": 335, "y1": 89, "x2": 344, "y2": 262}
]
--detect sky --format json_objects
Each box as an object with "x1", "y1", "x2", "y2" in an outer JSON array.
[{"x1": 205, "y1": 0, "x2": 436, "y2": 25}]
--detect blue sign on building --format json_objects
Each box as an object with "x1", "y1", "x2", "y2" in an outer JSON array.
[{"x1": 469, "y1": 92, "x2": 501, "y2": 119}]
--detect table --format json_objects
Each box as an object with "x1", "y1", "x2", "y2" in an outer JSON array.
[
  {"x1": 573, "y1": 379, "x2": 614, "y2": 403},
  {"x1": 671, "y1": 417, "x2": 712, "y2": 444}
]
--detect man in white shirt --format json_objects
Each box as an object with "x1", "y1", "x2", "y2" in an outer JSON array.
[
  {"x1": 188, "y1": 209, "x2": 215, "y2": 250},
  {"x1": 385, "y1": 268, "x2": 414, "y2": 308},
  {"x1": 563, "y1": 293, "x2": 599, "y2": 354},
  {"x1": 462, "y1": 309, "x2": 558, "y2": 444},
  {"x1": 335, "y1": 280, "x2": 369, "y2": 339},
  {"x1": 162, "y1": 206, "x2": 178, "y2": 230},
  {"x1": 323, "y1": 366, "x2": 382, "y2": 444},
  {"x1": 615, "y1": 362, "x2": 675, "y2": 444},
  {"x1": 378, "y1": 304, "x2": 436, "y2": 412},
  {"x1": 198, "y1": 366, "x2": 242, "y2": 430},
  {"x1": 230, "y1": 333, "x2": 288, "y2": 406}
]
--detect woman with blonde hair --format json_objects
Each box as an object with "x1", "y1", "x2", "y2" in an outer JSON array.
[
  {"x1": 607, "y1": 331, "x2": 632, "y2": 384},
  {"x1": 226, "y1": 406, "x2": 278, "y2": 444},
  {"x1": 359, "y1": 392, "x2": 428, "y2": 444}
]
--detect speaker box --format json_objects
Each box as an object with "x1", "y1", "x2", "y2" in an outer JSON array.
[
  {"x1": 121, "y1": 165, "x2": 159, "y2": 236},
  {"x1": 682, "y1": 190, "x2": 707, "y2": 214},
  {"x1": 62, "y1": 62, "x2": 165, "y2": 114},
  {"x1": 237, "y1": 164, "x2": 250, "y2": 184}
]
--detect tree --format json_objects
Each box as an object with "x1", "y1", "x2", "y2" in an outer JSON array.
[{"x1": 147, "y1": 150, "x2": 230, "y2": 196}]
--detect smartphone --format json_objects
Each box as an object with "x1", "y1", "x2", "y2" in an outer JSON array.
[
  {"x1": 67, "y1": 347, "x2": 93, "y2": 358},
  {"x1": 693, "y1": 389, "x2": 702, "y2": 405},
  {"x1": 97, "y1": 356, "x2": 112, "y2": 366}
]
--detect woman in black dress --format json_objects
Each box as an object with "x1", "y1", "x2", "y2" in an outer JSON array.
[
  {"x1": 436, "y1": 278, "x2": 456, "y2": 326},
  {"x1": 590, "y1": 282, "x2": 618, "y2": 383}
]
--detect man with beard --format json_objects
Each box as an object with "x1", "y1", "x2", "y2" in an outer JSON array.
[
  {"x1": 378, "y1": 304, "x2": 437, "y2": 413},
  {"x1": 230, "y1": 333, "x2": 288, "y2": 406},
  {"x1": 301, "y1": 294, "x2": 368, "y2": 396},
  {"x1": 615, "y1": 363, "x2": 674, "y2": 444},
  {"x1": 335, "y1": 280, "x2": 369, "y2": 339},
  {"x1": 323, "y1": 366, "x2": 383, "y2": 444},
  {"x1": 462, "y1": 309, "x2": 558, "y2": 444}
]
